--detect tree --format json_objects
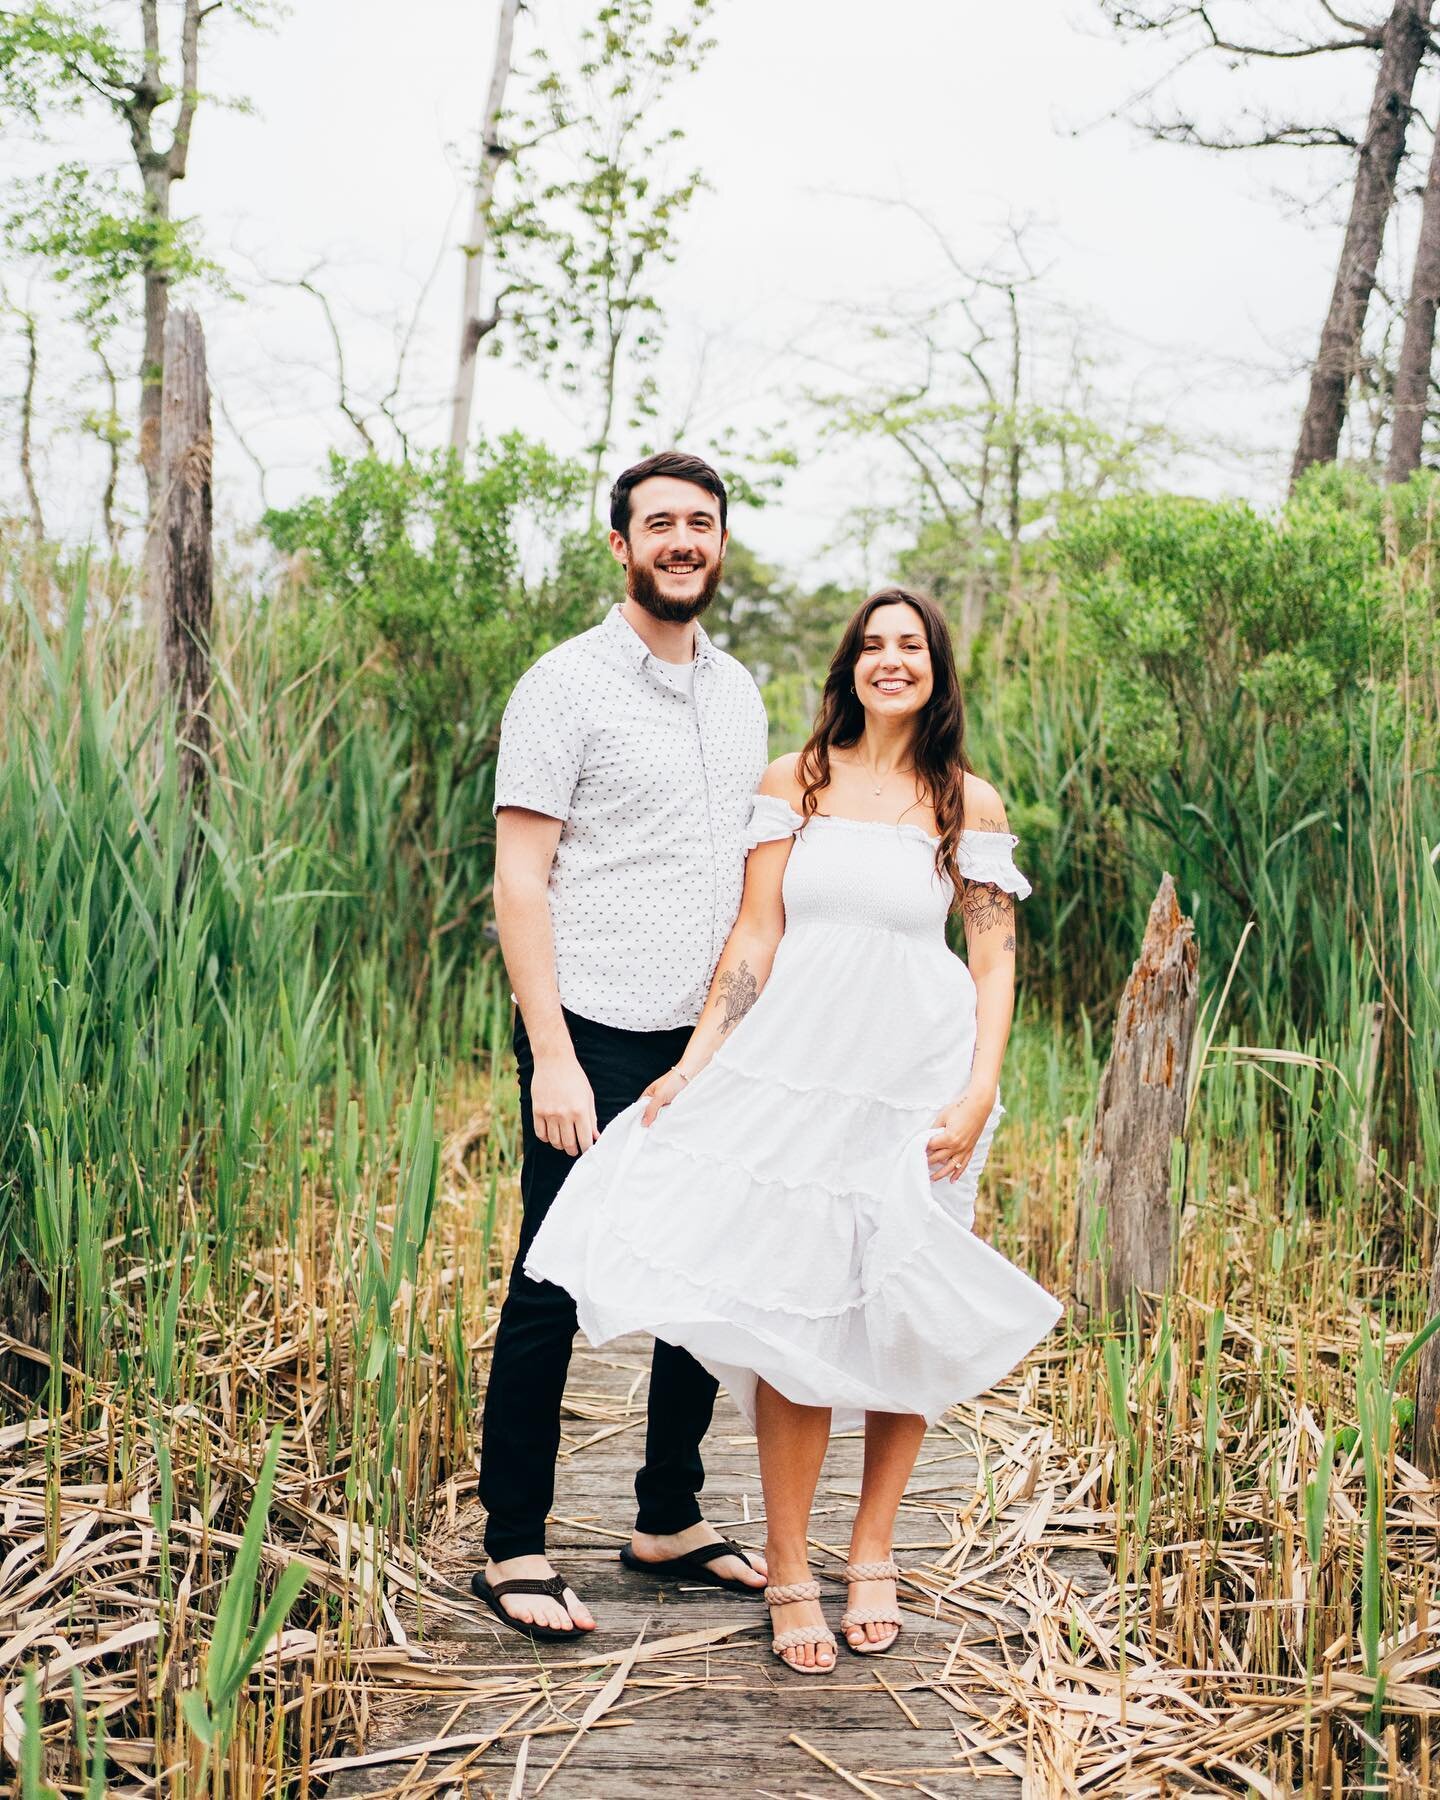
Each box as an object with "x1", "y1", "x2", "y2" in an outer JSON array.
[
  {"x1": 448, "y1": 0, "x2": 521, "y2": 456},
  {"x1": 1098, "y1": 2, "x2": 1435, "y2": 484},
  {"x1": 0, "y1": 1, "x2": 259, "y2": 583},
  {"x1": 490, "y1": 0, "x2": 715, "y2": 519},
  {"x1": 810, "y1": 223, "x2": 1170, "y2": 655},
  {"x1": 0, "y1": 284, "x2": 45, "y2": 539},
  {"x1": 1387, "y1": 118, "x2": 1440, "y2": 480}
]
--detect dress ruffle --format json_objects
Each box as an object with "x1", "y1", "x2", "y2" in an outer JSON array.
[
  {"x1": 526, "y1": 1094, "x2": 1061, "y2": 1430},
  {"x1": 742, "y1": 793, "x2": 1034, "y2": 899}
]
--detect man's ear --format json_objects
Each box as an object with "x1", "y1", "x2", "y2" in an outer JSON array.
[{"x1": 608, "y1": 528, "x2": 629, "y2": 567}]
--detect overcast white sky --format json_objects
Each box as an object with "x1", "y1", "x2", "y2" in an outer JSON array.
[{"x1": 3, "y1": 0, "x2": 1421, "y2": 581}]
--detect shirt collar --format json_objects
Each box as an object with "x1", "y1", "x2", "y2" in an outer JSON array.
[{"x1": 604, "y1": 601, "x2": 717, "y2": 669}]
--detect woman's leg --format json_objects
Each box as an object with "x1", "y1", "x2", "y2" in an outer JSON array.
[
  {"x1": 846, "y1": 1411, "x2": 927, "y2": 1649},
  {"x1": 755, "y1": 1377, "x2": 834, "y2": 1670}
]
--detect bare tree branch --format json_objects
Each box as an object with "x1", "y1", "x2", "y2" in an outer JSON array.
[
  {"x1": 1147, "y1": 116, "x2": 1360, "y2": 148},
  {"x1": 290, "y1": 268, "x2": 376, "y2": 453},
  {"x1": 167, "y1": 0, "x2": 206, "y2": 180}
]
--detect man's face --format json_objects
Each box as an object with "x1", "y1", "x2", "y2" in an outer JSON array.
[{"x1": 610, "y1": 475, "x2": 727, "y2": 623}]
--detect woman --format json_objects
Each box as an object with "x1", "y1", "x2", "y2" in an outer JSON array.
[{"x1": 525, "y1": 587, "x2": 1062, "y2": 1673}]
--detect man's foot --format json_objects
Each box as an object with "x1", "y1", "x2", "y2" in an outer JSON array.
[
  {"x1": 482, "y1": 1556, "x2": 596, "y2": 1633},
  {"x1": 628, "y1": 1521, "x2": 768, "y2": 1588}
]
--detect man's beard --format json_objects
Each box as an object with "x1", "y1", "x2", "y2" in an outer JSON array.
[{"x1": 627, "y1": 553, "x2": 724, "y2": 623}]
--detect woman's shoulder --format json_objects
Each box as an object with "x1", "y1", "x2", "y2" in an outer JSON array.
[
  {"x1": 961, "y1": 772, "x2": 1010, "y2": 834},
  {"x1": 757, "y1": 752, "x2": 806, "y2": 809}
]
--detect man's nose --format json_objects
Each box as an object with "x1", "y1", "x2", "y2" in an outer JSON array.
[{"x1": 665, "y1": 524, "x2": 702, "y2": 555}]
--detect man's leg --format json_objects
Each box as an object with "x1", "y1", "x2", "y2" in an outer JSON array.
[
  {"x1": 477, "y1": 1008, "x2": 692, "y2": 1626},
  {"x1": 628, "y1": 1338, "x2": 765, "y2": 1587},
  {"x1": 634, "y1": 1338, "x2": 718, "y2": 1536},
  {"x1": 477, "y1": 1011, "x2": 594, "y2": 1630}
]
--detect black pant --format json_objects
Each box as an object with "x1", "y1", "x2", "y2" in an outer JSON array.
[{"x1": 478, "y1": 1005, "x2": 720, "y2": 1560}]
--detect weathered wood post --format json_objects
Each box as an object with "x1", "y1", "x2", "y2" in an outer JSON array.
[
  {"x1": 1415, "y1": 1250, "x2": 1440, "y2": 1477},
  {"x1": 158, "y1": 305, "x2": 214, "y2": 822},
  {"x1": 1074, "y1": 873, "x2": 1199, "y2": 1319}
]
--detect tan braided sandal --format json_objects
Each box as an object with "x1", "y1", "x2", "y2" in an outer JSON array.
[
  {"x1": 765, "y1": 1579, "x2": 837, "y2": 1674},
  {"x1": 841, "y1": 1558, "x2": 903, "y2": 1655}
]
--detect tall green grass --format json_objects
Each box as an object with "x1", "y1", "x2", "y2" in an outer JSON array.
[{"x1": 1, "y1": 561, "x2": 518, "y2": 1786}]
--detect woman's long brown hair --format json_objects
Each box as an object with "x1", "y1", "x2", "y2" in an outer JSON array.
[{"x1": 796, "y1": 587, "x2": 975, "y2": 904}]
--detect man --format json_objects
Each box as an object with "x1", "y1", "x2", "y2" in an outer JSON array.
[{"x1": 474, "y1": 450, "x2": 771, "y2": 1637}]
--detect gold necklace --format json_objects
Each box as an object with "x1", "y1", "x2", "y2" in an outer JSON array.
[{"x1": 859, "y1": 754, "x2": 910, "y2": 796}]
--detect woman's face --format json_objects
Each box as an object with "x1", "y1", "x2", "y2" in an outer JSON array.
[{"x1": 851, "y1": 601, "x2": 934, "y2": 722}]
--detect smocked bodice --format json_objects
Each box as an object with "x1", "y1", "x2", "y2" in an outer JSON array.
[{"x1": 743, "y1": 794, "x2": 1033, "y2": 944}]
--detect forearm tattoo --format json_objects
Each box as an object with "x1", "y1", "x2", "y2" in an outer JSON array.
[
  {"x1": 717, "y1": 960, "x2": 758, "y2": 1034},
  {"x1": 961, "y1": 881, "x2": 1015, "y2": 945}
]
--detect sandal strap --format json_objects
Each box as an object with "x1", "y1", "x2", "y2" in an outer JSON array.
[
  {"x1": 686, "y1": 1537, "x2": 752, "y2": 1569},
  {"x1": 841, "y1": 1606, "x2": 903, "y2": 1628},
  {"x1": 488, "y1": 1574, "x2": 569, "y2": 1601},
  {"x1": 772, "y1": 1624, "x2": 838, "y2": 1654},
  {"x1": 765, "y1": 1579, "x2": 821, "y2": 1605},
  {"x1": 844, "y1": 1559, "x2": 900, "y2": 1582}
]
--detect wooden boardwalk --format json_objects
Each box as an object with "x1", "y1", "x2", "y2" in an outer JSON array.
[{"x1": 328, "y1": 1335, "x2": 1102, "y2": 1799}]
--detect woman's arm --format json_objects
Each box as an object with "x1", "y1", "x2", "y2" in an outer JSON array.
[
  {"x1": 640, "y1": 755, "x2": 799, "y2": 1125},
  {"x1": 927, "y1": 777, "x2": 1019, "y2": 1182}
]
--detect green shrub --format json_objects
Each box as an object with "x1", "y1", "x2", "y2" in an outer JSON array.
[{"x1": 263, "y1": 436, "x2": 620, "y2": 761}]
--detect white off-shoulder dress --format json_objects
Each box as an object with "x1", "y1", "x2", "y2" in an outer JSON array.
[{"x1": 524, "y1": 795, "x2": 1063, "y2": 1430}]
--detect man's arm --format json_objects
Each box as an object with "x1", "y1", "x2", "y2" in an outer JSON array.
[{"x1": 494, "y1": 807, "x2": 598, "y2": 1157}]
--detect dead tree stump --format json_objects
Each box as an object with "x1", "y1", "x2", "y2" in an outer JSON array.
[
  {"x1": 1415, "y1": 1248, "x2": 1440, "y2": 1477},
  {"x1": 0, "y1": 1262, "x2": 50, "y2": 1406},
  {"x1": 1074, "y1": 873, "x2": 1199, "y2": 1320},
  {"x1": 158, "y1": 306, "x2": 214, "y2": 822}
]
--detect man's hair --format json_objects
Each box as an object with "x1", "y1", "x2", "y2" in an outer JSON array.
[{"x1": 609, "y1": 451, "x2": 728, "y2": 538}]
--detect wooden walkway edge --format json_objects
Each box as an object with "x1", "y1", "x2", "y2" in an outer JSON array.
[{"x1": 327, "y1": 1335, "x2": 1103, "y2": 1798}]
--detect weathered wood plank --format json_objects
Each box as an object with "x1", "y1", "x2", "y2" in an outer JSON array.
[{"x1": 329, "y1": 1334, "x2": 1103, "y2": 1798}]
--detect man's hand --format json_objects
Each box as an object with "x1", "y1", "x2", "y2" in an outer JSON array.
[
  {"x1": 925, "y1": 1087, "x2": 995, "y2": 1184},
  {"x1": 532, "y1": 1051, "x2": 599, "y2": 1156}
]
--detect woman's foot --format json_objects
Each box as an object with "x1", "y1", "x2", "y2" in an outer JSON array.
[
  {"x1": 840, "y1": 1556, "x2": 902, "y2": 1654},
  {"x1": 765, "y1": 1576, "x2": 837, "y2": 1673},
  {"x1": 482, "y1": 1556, "x2": 595, "y2": 1633}
]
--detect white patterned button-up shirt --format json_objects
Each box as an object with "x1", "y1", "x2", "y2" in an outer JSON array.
[{"x1": 493, "y1": 603, "x2": 770, "y2": 1031}]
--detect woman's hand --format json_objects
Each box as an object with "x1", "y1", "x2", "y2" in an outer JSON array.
[
  {"x1": 925, "y1": 1087, "x2": 995, "y2": 1183},
  {"x1": 640, "y1": 1067, "x2": 690, "y2": 1127}
]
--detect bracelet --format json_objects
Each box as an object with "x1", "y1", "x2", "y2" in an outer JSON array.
[{"x1": 671, "y1": 1065, "x2": 691, "y2": 1085}]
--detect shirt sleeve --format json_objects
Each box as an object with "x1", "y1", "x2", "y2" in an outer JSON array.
[
  {"x1": 492, "y1": 660, "x2": 585, "y2": 822},
  {"x1": 955, "y1": 832, "x2": 1033, "y2": 900},
  {"x1": 743, "y1": 792, "x2": 805, "y2": 850}
]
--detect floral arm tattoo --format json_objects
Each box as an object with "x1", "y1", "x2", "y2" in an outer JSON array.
[
  {"x1": 960, "y1": 882, "x2": 1016, "y2": 953},
  {"x1": 717, "y1": 960, "x2": 758, "y2": 1034}
]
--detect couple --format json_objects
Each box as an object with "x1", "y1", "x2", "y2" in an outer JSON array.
[{"x1": 473, "y1": 450, "x2": 1062, "y2": 1673}]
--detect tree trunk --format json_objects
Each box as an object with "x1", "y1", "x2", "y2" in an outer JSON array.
[
  {"x1": 449, "y1": 0, "x2": 520, "y2": 456},
  {"x1": 96, "y1": 345, "x2": 121, "y2": 553},
  {"x1": 17, "y1": 306, "x2": 44, "y2": 542},
  {"x1": 1074, "y1": 873, "x2": 1199, "y2": 1319},
  {"x1": 588, "y1": 328, "x2": 623, "y2": 525},
  {"x1": 0, "y1": 1262, "x2": 50, "y2": 1405},
  {"x1": 1415, "y1": 1243, "x2": 1440, "y2": 1476},
  {"x1": 1387, "y1": 117, "x2": 1440, "y2": 481},
  {"x1": 1292, "y1": 0, "x2": 1433, "y2": 487},
  {"x1": 139, "y1": 167, "x2": 172, "y2": 615},
  {"x1": 159, "y1": 306, "x2": 214, "y2": 825}
]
